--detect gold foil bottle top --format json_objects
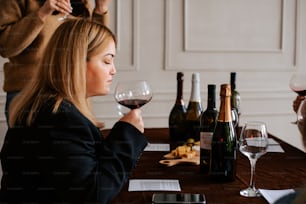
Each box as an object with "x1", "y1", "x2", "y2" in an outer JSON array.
[{"x1": 220, "y1": 84, "x2": 232, "y2": 97}]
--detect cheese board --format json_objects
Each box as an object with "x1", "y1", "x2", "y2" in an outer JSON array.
[{"x1": 159, "y1": 146, "x2": 200, "y2": 167}]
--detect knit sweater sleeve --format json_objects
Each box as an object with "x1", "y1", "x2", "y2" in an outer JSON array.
[
  {"x1": 0, "y1": 0, "x2": 45, "y2": 58},
  {"x1": 92, "y1": 11, "x2": 110, "y2": 26}
]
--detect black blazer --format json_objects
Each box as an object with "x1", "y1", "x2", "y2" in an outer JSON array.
[{"x1": 0, "y1": 100, "x2": 148, "y2": 204}]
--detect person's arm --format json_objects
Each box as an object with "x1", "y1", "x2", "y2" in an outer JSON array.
[
  {"x1": 293, "y1": 95, "x2": 305, "y2": 113},
  {"x1": 298, "y1": 101, "x2": 306, "y2": 147},
  {"x1": 44, "y1": 104, "x2": 147, "y2": 203},
  {"x1": 0, "y1": 0, "x2": 46, "y2": 57},
  {"x1": 0, "y1": 0, "x2": 71, "y2": 58},
  {"x1": 97, "y1": 121, "x2": 147, "y2": 201},
  {"x1": 92, "y1": 0, "x2": 112, "y2": 26}
]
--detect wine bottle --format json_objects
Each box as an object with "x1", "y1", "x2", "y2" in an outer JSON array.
[
  {"x1": 169, "y1": 72, "x2": 187, "y2": 143},
  {"x1": 200, "y1": 84, "x2": 218, "y2": 174},
  {"x1": 185, "y1": 73, "x2": 203, "y2": 142},
  {"x1": 230, "y1": 72, "x2": 241, "y2": 130},
  {"x1": 210, "y1": 84, "x2": 237, "y2": 182}
]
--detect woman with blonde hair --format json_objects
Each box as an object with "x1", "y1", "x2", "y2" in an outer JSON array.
[
  {"x1": 0, "y1": 19, "x2": 147, "y2": 204},
  {"x1": 0, "y1": 0, "x2": 112, "y2": 123}
]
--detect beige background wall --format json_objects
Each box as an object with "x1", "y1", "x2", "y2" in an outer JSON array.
[{"x1": 0, "y1": 0, "x2": 305, "y2": 157}]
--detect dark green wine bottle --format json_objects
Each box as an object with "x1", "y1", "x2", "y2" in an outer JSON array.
[
  {"x1": 169, "y1": 72, "x2": 187, "y2": 143},
  {"x1": 230, "y1": 72, "x2": 241, "y2": 130},
  {"x1": 210, "y1": 84, "x2": 237, "y2": 182},
  {"x1": 200, "y1": 84, "x2": 218, "y2": 174},
  {"x1": 185, "y1": 73, "x2": 203, "y2": 142}
]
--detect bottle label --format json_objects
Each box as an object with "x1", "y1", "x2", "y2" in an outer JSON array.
[{"x1": 200, "y1": 132, "x2": 213, "y2": 150}]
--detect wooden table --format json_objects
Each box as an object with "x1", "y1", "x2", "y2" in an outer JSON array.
[{"x1": 107, "y1": 128, "x2": 306, "y2": 204}]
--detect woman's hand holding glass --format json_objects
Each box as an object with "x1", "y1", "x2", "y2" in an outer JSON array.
[
  {"x1": 114, "y1": 80, "x2": 152, "y2": 133},
  {"x1": 119, "y1": 109, "x2": 144, "y2": 133},
  {"x1": 289, "y1": 72, "x2": 306, "y2": 124}
]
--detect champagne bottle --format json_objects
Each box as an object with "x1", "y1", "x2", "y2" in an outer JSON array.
[
  {"x1": 185, "y1": 73, "x2": 203, "y2": 142},
  {"x1": 169, "y1": 72, "x2": 187, "y2": 143},
  {"x1": 210, "y1": 84, "x2": 237, "y2": 182},
  {"x1": 200, "y1": 84, "x2": 218, "y2": 174},
  {"x1": 230, "y1": 72, "x2": 241, "y2": 131}
]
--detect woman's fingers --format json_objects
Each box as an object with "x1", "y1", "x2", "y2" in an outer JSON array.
[{"x1": 54, "y1": 0, "x2": 72, "y2": 15}]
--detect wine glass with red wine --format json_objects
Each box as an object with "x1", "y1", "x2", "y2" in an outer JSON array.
[
  {"x1": 114, "y1": 80, "x2": 153, "y2": 115},
  {"x1": 289, "y1": 72, "x2": 306, "y2": 124}
]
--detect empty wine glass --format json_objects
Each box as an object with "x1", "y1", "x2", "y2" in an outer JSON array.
[
  {"x1": 289, "y1": 72, "x2": 306, "y2": 124},
  {"x1": 114, "y1": 80, "x2": 153, "y2": 115},
  {"x1": 239, "y1": 121, "x2": 268, "y2": 197}
]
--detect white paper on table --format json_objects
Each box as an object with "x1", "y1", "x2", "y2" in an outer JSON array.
[
  {"x1": 128, "y1": 179, "x2": 181, "y2": 192},
  {"x1": 144, "y1": 143, "x2": 170, "y2": 152},
  {"x1": 268, "y1": 138, "x2": 280, "y2": 145},
  {"x1": 259, "y1": 189, "x2": 295, "y2": 204},
  {"x1": 267, "y1": 145, "x2": 285, "y2": 153},
  {"x1": 245, "y1": 138, "x2": 284, "y2": 152},
  {"x1": 267, "y1": 138, "x2": 285, "y2": 153}
]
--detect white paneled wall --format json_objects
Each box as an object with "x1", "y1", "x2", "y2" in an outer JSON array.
[{"x1": 0, "y1": 0, "x2": 306, "y2": 159}]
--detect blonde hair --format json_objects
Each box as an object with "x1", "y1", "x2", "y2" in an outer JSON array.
[{"x1": 9, "y1": 19, "x2": 116, "y2": 128}]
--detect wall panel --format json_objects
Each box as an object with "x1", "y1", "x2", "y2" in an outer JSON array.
[{"x1": 165, "y1": 0, "x2": 297, "y2": 71}]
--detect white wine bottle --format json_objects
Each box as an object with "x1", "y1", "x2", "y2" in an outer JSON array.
[
  {"x1": 185, "y1": 73, "x2": 203, "y2": 142},
  {"x1": 210, "y1": 84, "x2": 237, "y2": 182},
  {"x1": 200, "y1": 84, "x2": 218, "y2": 174},
  {"x1": 169, "y1": 72, "x2": 187, "y2": 143}
]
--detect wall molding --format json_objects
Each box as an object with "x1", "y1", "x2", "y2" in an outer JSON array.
[
  {"x1": 165, "y1": 0, "x2": 297, "y2": 71},
  {"x1": 113, "y1": 0, "x2": 139, "y2": 71}
]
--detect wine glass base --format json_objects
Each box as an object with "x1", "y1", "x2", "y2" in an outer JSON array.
[{"x1": 240, "y1": 187, "x2": 261, "y2": 197}]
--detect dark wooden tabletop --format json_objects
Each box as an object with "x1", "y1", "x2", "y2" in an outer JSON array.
[{"x1": 105, "y1": 128, "x2": 306, "y2": 204}]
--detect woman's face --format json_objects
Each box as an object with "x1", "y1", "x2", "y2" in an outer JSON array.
[{"x1": 86, "y1": 40, "x2": 116, "y2": 97}]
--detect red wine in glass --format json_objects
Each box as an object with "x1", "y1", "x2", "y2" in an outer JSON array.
[
  {"x1": 292, "y1": 89, "x2": 306, "y2": 96},
  {"x1": 118, "y1": 99, "x2": 151, "y2": 109},
  {"x1": 114, "y1": 80, "x2": 153, "y2": 115},
  {"x1": 289, "y1": 73, "x2": 306, "y2": 124}
]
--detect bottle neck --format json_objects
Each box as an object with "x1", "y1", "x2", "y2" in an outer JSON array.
[
  {"x1": 218, "y1": 84, "x2": 232, "y2": 122},
  {"x1": 207, "y1": 86, "x2": 216, "y2": 110},
  {"x1": 176, "y1": 79, "x2": 184, "y2": 103},
  {"x1": 230, "y1": 72, "x2": 236, "y2": 90},
  {"x1": 218, "y1": 95, "x2": 232, "y2": 122},
  {"x1": 190, "y1": 75, "x2": 201, "y2": 102}
]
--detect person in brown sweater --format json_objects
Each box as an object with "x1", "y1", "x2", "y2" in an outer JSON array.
[{"x1": 0, "y1": 0, "x2": 112, "y2": 122}]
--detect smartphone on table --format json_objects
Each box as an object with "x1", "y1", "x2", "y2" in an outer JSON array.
[{"x1": 152, "y1": 193, "x2": 206, "y2": 203}]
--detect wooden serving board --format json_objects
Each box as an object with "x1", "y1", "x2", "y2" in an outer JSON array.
[{"x1": 159, "y1": 150, "x2": 200, "y2": 167}]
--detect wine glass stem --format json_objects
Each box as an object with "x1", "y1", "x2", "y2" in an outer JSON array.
[{"x1": 249, "y1": 158, "x2": 257, "y2": 189}]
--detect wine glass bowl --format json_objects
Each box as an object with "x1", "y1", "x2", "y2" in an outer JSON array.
[
  {"x1": 289, "y1": 73, "x2": 306, "y2": 96},
  {"x1": 114, "y1": 80, "x2": 153, "y2": 113},
  {"x1": 289, "y1": 72, "x2": 306, "y2": 124},
  {"x1": 239, "y1": 121, "x2": 268, "y2": 197}
]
